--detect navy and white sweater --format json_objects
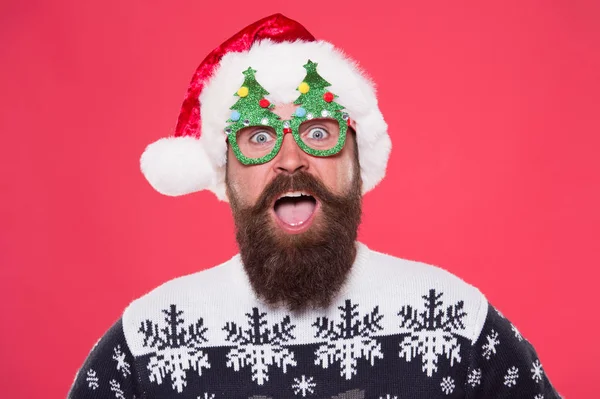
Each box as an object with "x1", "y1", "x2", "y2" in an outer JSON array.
[{"x1": 69, "y1": 243, "x2": 560, "y2": 398}]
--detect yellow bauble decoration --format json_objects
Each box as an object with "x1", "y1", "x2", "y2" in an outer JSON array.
[
  {"x1": 237, "y1": 86, "x2": 249, "y2": 97},
  {"x1": 298, "y1": 82, "x2": 310, "y2": 94}
]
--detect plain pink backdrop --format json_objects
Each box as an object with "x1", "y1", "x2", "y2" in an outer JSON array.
[{"x1": 1, "y1": 1, "x2": 599, "y2": 397}]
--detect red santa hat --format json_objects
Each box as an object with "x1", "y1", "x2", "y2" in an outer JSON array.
[{"x1": 140, "y1": 13, "x2": 390, "y2": 200}]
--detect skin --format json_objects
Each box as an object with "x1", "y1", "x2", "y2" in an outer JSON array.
[{"x1": 226, "y1": 103, "x2": 359, "y2": 211}]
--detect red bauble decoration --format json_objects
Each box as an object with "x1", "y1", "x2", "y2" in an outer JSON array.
[
  {"x1": 283, "y1": 127, "x2": 292, "y2": 134},
  {"x1": 323, "y1": 92, "x2": 334, "y2": 102},
  {"x1": 259, "y1": 98, "x2": 270, "y2": 108}
]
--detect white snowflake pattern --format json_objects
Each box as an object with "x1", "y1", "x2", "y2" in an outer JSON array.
[
  {"x1": 313, "y1": 300, "x2": 384, "y2": 380},
  {"x1": 481, "y1": 330, "x2": 500, "y2": 360},
  {"x1": 504, "y1": 366, "x2": 519, "y2": 387},
  {"x1": 224, "y1": 308, "x2": 297, "y2": 385},
  {"x1": 109, "y1": 379, "x2": 126, "y2": 399},
  {"x1": 379, "y1": 395, "x2": 398, "y2": 399},
  {"x1": 197, "y1": 394, "x2": 215, "y2": 399},
  {"x1": 531, "y1": 359, "x2": 544, "y2": 383},
  {"x1": 292, "y1": 375, "x2": 316, "y2": 397},
  {"x1": 86, "y1": 369, "x2": 99, "y2": 390},
  {"x1": 511, "y1": 324, "x2": 524, "y2": 342},
  {"x1": 440, "y1": 376, "x2": 455, "y2": 395},
  {"x1": 467, "y1": 367, "x2": 482, "y2": 387},
  {"x1": 397, "y1": 289, "x2": 467, "y2": 377},
  {"x1": 138, "y1": 305, "x2": 211, "y2": 393},
  {"x1": 534, "y1": 395, "x2": 544, "y2": 399},
  {"x1": 112, "y1": 345, "x2": 131, "y2": 377}
]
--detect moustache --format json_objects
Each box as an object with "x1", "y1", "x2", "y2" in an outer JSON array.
[{"x1": 250, "y1": 171, "x2": 353, "y2": 215}]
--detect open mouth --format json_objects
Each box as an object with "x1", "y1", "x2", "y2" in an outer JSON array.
[{"x1": 272, "y1": 191, "x2": 318, "y2": 232}]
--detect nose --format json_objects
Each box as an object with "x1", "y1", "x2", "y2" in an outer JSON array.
[{"x1": 272, "y1": 133, "x2": 308, "y2": 174}]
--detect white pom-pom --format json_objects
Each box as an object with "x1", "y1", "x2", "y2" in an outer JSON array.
[{"x1": 140, "y1": 136, "x2": 215, "y2": 196}]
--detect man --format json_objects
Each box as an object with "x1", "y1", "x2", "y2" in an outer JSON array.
[{"x1": 69, "y1": 14, "x2": 560, "y2": 399}]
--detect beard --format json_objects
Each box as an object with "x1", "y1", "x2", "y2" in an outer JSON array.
[{"x1": 227, "y1": 167, "x2": 362, "y2": 312}]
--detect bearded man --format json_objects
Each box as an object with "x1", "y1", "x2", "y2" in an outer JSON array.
[{"x1": 69, "y1": 14, "x2": 560, "y2": 399}]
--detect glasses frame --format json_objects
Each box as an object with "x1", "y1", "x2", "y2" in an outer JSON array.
[{"x1": 227, "y1": 112, "x2": 349, "y2": 166}]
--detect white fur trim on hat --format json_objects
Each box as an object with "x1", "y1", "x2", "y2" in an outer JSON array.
[{"x1": 140, "y1": 136, "x2": 216, "y2": 196}]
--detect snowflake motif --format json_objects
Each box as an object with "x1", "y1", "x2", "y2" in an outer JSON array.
[
  {"x1": 534, "y1": 395, "x2": 544, "y2": 399},
  {"x1": 313, "y1": 300, "x2": 384, "y2": 380},
  {"x1": 112, "y1": 345, "x2": 131, "y2": 377},
  {"x1": 467, "y1": 367, "x2": 482, "y2": 387},
  {"x1": 440, "y1": 376, "x2": 455, "y2": 395},
  {"x1": 531, "y1": 359, "x2": 544, "y2": 383},
  {"x1": 197, "y1": 394, "x2": 215, "y2": 399},
  {"x1": 481, "y1": 330, "x2": 500, "y2": 360},
  {"x1": 504, "y1": 366, "x2": 519, "y2": 387},
  {"x1": 224, "y1": 307, "x2": 297, "y2": 385},
  {"x1": 379, "y1": 395, "x2": 398, "y2": 399},
  {"x1": 397, "y1": 289, "x2": 467, "y2": 377},
  {"x1": 86, "y1": 369, "x2": 99, "y2": 390},
  {"x1": 109, "y1": 379, "x2": 126, "y2": 399},
  {"x1": 292, "y1": 375, "x2": 316, "y2": 397},
  {"x1": 511, "y1": 324, "x2": 524, "y2": 342},
  {"x1": 138, "y1": 304, "x2": 211, "y2": 393}
]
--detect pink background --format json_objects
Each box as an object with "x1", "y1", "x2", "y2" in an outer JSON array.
[{"x1": 1, "y1": 1, "x2": 599, "y2": 397}]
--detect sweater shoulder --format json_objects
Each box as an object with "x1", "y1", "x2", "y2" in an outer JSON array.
[
  {"x1": 357, "y1": 246, "x2": 489, "y2": 343},
  {"x1": 121, "y1": 254, "x2": 252, "y2": 355},
  {"x1": 367, "y1": 247, "x2": 481, "y2": 291},
  {"x1": 126, "y1": 253, "x2": 244, "y2": 305}
]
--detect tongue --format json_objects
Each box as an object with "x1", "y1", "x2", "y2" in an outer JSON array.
[{"x1": 275, "y1": 200, "x2": 315, "y2": 226}]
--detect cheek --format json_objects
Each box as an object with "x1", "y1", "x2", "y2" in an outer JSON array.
[
  {"x1": 312, "y1": 156, "x2": 354, "y2": 194},
  {"x1": 346, "y1": 159, "x2": 355, "y2": 185},
  {"x1": 336, "y1": 148, "x2": 357, "y2": 193},
  {"x1": 339, "y1": 157, "x2": 355, "y2": 191},
  {"x1": 228, "y1": 161, "x2": 270, "y2": 205}
]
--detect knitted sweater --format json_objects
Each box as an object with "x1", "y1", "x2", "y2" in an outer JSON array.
[{"x1": 69, "y1": 243, "x2": 560, "y2": 398}]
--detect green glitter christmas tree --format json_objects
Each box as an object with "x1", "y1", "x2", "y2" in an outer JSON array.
[
  {"x1": 293, "y1": 60, "x2": 345, "y2": 120},
  {"x1": 226, "y1": 67, "x2": 280, "y2": 133}
]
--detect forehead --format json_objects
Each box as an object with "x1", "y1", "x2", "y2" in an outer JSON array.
[{"x1": 272, "y1": 103, "x2": 299, "y2": 120}]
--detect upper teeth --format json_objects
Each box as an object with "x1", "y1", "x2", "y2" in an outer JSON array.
[{"x1": 280, "y1": 191, "x2": 309, "y2": 198}]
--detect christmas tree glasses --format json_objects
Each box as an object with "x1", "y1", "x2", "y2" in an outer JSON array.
[{"x1": 225, "y1": 61, "x2": 350, "y2": 165}]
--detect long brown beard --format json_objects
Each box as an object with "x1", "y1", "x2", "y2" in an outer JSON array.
[{"x1": 227, "y1": 168, "x2": 362, "y2": 311}]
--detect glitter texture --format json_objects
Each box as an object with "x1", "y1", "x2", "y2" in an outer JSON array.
[
  {"x1": 226, "y1": 67, "x2": 283, "y2": 165},
  {"x1": 226, "y1": 62, "x2": 349, "y2": 164},
  {"x1": 291, "y1": 60, "x2": 347, "y2": 157}
]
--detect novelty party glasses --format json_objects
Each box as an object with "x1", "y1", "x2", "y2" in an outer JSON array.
[{"x1": 225, "y1": 61, "x2": 351, "y2": 165}]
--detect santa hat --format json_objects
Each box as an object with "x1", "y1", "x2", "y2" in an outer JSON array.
[{"x1": 140, "y1": 13, "x2": 390, "y2": 200}]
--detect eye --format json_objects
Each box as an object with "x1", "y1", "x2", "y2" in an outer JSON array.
[
  {"x1": 307, "y1": 127, "x2": 329, "y2": 140},
  {"x1": 250, "y1": 131, "x2": 274, "y2": 144}
]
